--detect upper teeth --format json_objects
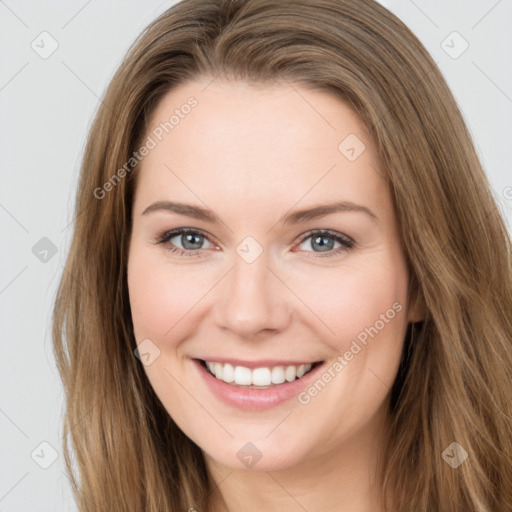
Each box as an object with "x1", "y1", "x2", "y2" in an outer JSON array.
[{"x1": 205, "y1": 361, "x2": 313, "y2": 386}]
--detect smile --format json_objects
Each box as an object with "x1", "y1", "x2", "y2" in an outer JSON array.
[
  {"x1": 192, "y1": 358, "x2": 326, "y2": 410},
  {"x1": 199, "y1": 359, "x2": 321, "y2": 388}
]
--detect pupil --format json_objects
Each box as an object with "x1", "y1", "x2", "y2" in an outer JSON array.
[
  {"x1": 312, "y1": 235, "x2": 334, "y2": 252},
  {"x1": 183, "y1": 233, "x2": 203, "y2": 250}
]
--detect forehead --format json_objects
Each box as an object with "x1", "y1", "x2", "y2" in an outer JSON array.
[{"x1": 134, "y1": 79, "x2": 388, "y2": 219}]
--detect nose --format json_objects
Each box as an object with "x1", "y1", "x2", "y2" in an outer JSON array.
[{"x1": 212, "y1": 251, "x2": 292, "y2": 339}]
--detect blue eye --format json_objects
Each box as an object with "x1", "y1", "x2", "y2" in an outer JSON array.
[
  {"x1": 155, "y1": 228, "x2": 214, "y2": 257},
  {"x1": 154, "y1": 228, "x2": 355, "y2": 258},
  {"x1": 295, "y1": 230, "x2": 355, "y2": 257}
]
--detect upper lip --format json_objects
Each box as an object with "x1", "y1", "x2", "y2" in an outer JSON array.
[{"x1": 193, "y1": 357, "x2": 323, "y2": 369}]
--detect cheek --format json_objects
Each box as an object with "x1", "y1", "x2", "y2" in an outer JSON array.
[
  {"x1": 129, "y1": 246, "x2": 410, "y2": 348},
  {"x1": 281, "y1": 255, "x2": 409, "y2": 451},
  {"x1": 289, "y1": 255, "x2": 409, "y2": 354},
  {"x1": 127, "y1": 249, "x2": 199, "y2": 343}
]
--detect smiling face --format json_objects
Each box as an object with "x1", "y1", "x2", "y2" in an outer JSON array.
[{"x1": 127, "y1": 78, "x2": 422, "y2": 473}]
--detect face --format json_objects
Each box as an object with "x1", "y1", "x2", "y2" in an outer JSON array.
[{"x1": 127, "y1": 78, "x2": 423, "y2": 472}]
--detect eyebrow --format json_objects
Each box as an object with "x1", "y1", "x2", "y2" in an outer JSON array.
[{"x1": 141, "y1": 200, "x2": 378, "y2": 224}]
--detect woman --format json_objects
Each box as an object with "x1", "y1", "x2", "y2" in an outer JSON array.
[{"x1": 52, "y1": 0, "x2": 512, "y2": 510}]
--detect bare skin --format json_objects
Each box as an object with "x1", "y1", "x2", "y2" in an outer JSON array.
[{"x1": 127, "y1": 78, "x2": 424, "y2": 511}]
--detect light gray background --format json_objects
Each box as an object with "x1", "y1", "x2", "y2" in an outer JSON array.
[{"x1": 1, "y1": 1, "x2": 511, "y2": 510}]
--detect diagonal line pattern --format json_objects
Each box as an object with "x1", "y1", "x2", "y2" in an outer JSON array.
[
  {"x1": 61, "y1": 61, "x2": 120, "y2": 121},
  {"x1": 265, "y1": 472, "x2": 310, "y2": 511},
  {"x1": 471, "y1": 60, "x2": 512, "y2": 105},
  {"x1": 283, "y1": 78, "x2": 337, "y2": 131},
  {"x1": 203, "y1": 465, "x2": 234, "y2": 507},
  {"x1": 67, "y1": 395, "x2": 102, "y2": 437},
  {"x1": 0, "y1": 0, "x2": 29, "y2": 28},
  {"x1": 61, "y1": 0, "x2": 93, "y2": 30},
  {"x1": 0, "y1": 472, "x2": 29, "y2": 502},
  {"x1": 368, "y1": 367, "x2": 391, "y2": 390},
  {"x1": 0, "y1": 408, "x2": 29, "y2": 438},
  {"x1": 61, "y1": 470, "x2": 100, "y2": 510},
  {"x1": 0, "y1": 266, "x2": 29, "y2": 295},
  {"x1": 0, "y1": 62, "x2": 29, "y2": 92},
  {"x1": 406, "y1": 0, "x2": 439, "y2": 28},
  {"x1": 0, "y1": 202, "x2": 29, "y2": 233},
  {"x1": 164, "y1": 163, "x2": 234, "y2": 233},
  {"x1": 266, "y1": 164, "x2": 337, "y2": 234},
  {"x1": 265, "y1": 410, "x2": 294, "y2": 438},
  {"x1": 162, "y1": 366, "x2": 234, "y2": 438},
  {"x1": 166, "y1": 160, "x2": 352, "y2": 337},
  {"x1": 59, "y1": 199, "x2": 95, "y2": 233},
  {"x1": 471, "y1": 0, "x2": 503, "y2": 30},
  {"x1": 163, "y1": 267, "x2": 234, "y2": 336},
  {"x1": 200, "y1": 70, "x2": 224, "y2": 93},
  {"x1": 60, "y1": 265, "x2": 95, "y2": 300},
  {"x1": 265, "y1": 266, "x2": 337, "y2": 335}
]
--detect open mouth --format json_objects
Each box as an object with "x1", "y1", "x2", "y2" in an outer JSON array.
[{"x1": 198, "y1": 359, "x2": 324, "y2": 389}]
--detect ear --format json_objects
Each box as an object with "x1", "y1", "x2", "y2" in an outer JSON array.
[{"x1": 407, "y1": 278, "x2": 427, "y2": 323}]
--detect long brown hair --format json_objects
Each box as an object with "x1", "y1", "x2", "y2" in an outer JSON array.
[{"x1": 52, "y1": 0, "x2": 512, "y2": 510}]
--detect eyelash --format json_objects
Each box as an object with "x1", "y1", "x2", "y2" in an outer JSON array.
[{"x1": 153, "y1": 228, "x2": 355, "y2": 258}]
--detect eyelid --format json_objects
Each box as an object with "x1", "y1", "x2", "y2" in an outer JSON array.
[
  {"x1": 154, "y1": 227, "x2": 355, "y2": 257},
  {"x1": 153, "y1": 227, "x2": 218, "y2": 250},
  {"x1": 296, "y1": 228, "x2": 354, "y2": 246},
  {"x1": 293, "y1": 229, "x2": 355, "y2": 257}
]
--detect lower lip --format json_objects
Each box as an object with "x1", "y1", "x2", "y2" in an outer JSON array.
[{"x1": 192, "y1": 358, "x2": 324, "y2": 411}]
